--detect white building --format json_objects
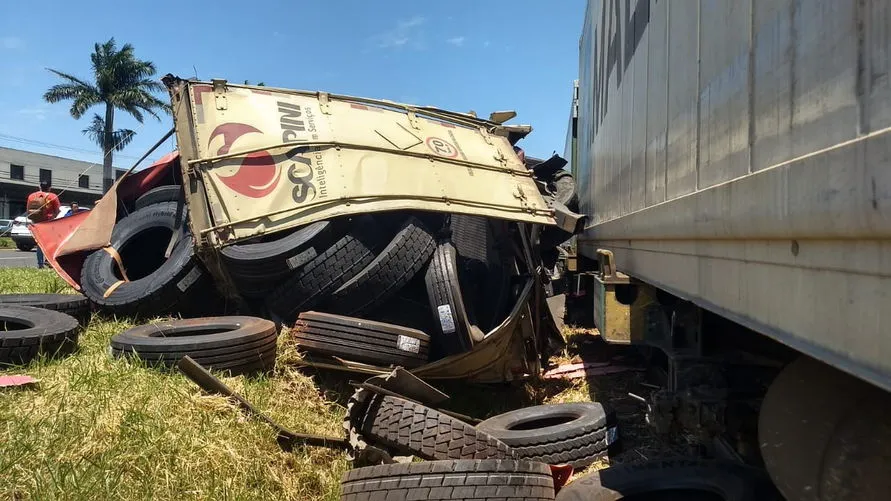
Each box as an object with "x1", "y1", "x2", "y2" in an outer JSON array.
[{"x1": 0, "y1": 147, "x2": 126, "y2": 219}]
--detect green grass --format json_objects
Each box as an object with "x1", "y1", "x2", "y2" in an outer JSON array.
[
  {"x1": 0, "y1": 270, "x2": 350, "y2": 500},
  {"x1": 0, "y1": 269, "x2": 649, "y2": 500},
  {"x1": 0, "y1": 268, "x2": 75, "y2": 294},
  {"x1": 0, "y1": 237, "x2": 13, "y2": 249}
]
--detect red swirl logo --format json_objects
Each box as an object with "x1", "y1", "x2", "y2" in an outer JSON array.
[{"x1": 208, "y1": 123, "x2": 281, "y2": 198}]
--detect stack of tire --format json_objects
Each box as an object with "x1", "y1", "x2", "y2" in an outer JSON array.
[
  {"x1": 340, "y1": 391, "x2": 562, "y2": 500},
  {"x1": 0, "y1": 294, "x2": 90, "y2": 366},
  {"x1": 247, "y1": 210, "x2": 517, "y2": 366},
  {"x1": 341, "y1": 394, "x2": 620, "y2": 500},
  {"x1": 78, "y1": 183, "x2": 519, "y2": 365}
]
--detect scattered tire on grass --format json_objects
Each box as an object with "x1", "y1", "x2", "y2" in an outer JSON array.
[
  {"x1": 424, "y1": 240, "x2": 474, "y2": 358},
  {"x1": 294, "y1": 311, "x2": 430, "y2": 368},
  {"x1": 110, "y1": 316, "x2": 277, "y2": 376},
  {"x1": 340, "y1": 459, "x2": 555, "y2": 501},
  {"x1": 221, "y1": 221, "x2": 344, "y2": 298},
  {"x1": 477, "y1": 402, "x2": 618, "y2": 469},
  {"x1": 0, "y1": 305, "x2": 80, "y2": 365},
  {"x1": 265, "y1": 216, "x2": 392, "y2": 322},
  {"x1": 0, "y1": 293, "x2": 91, "y2": 325},
  {"x1": 134, "y1": 184, "x2": 182, "y2": 210},
  {"x1": 324, "y1": 216, "x2": 437, "y2": 316},
  {"x1": 554, "y1": 458, "x2": 780, "y2": 501},
  {"x1": 360, "y1": 394, "x2": 514, "y2": 460},
  {"x1": 80, "y1": 203, "x2": 217, "y2": 318}
]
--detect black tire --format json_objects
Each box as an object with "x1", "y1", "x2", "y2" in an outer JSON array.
[
  {"x1": 0, "y1": 305, "x2": 80, "y2": 365},
  {"x1": 424, "y1": 240, "x2": 474, "y2": 358},
  {"x1": 80, "y1": 203, "x2": 217, "y2": 318},
  {"x1": 294, "y1": 311, "x2": 429, "y2": 368},
  {"x1": 16, "y1": 244, "x2": 34, "y2": 252},
  {"x1": 221, "y1": 221, "x2": 345, "y2": 298},
  {"x1": 341, "y1": 459, "x2": 555, "y2": 501},
  {"x1": 554, "y1": 458, "x2": 781, "y2": 501},
  {"x1": 360, "y1": 394, "x2": 515, "y2": 461},
  {"x1": 477, "y1": 403, "x2": 617, "y2": 469},
  {"x1": 325, "y1": 217, "x2": 437, "y2": 316},
  {"x1": 134, "y1": 185, "x2": 181, "y2": 210},
  {"x1": 266, "y1": 215, "x2": 392, "y2": 322},
  {"x1": 449, "y1": 215, "x2": 512, "y2": 335},
  {"x1": 110, "y1": 316, "x2": 277, "y2": 376},
  {"x1": 0, "y1": 293, "x2": 91, "y2": 325}
]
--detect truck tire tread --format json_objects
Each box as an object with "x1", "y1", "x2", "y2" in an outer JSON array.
[
  {"x1": 326, "y1": 217, "x2": 436, "y2": 316},
  {"x1": 265, "y1": 216, "x2": 388, "y2": 322},
  {"x1": 360, "y1": 394, "x2": 515, "y2": 461},
  {"x1": 341, "y1": 459, "x2": 554, "y2": 501}
]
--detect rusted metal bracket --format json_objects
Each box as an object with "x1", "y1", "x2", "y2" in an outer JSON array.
[
  {"x1": 405, "y1": 109, "x2": 420, "y2": 130},
  {"x1": 590, "y1": 248, "x2": 658, "y2": 345},
  {"x1": 596, "y1": 248, "x2": 616, "y2": 278},
  {"x1": 317, "y1": 91, "x2": 331, "y2": 114},
  {"x1": 211, "y1": 79, "x2": 227, "y2": 110}
]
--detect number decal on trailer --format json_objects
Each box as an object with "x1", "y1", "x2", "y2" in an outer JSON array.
[{"x1": 426, "y1": 137, "x2": 459, "y2": 158}]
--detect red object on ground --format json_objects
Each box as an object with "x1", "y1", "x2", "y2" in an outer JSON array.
[
  {"x1": 0, "y1": 375, "x2": 38, "y2": 389},
  {"x1": 31, "y1": 151, "x2": 179, "y2": 291},
  {"x1": 549, "y1": 464, "x2": 574, "y2": 494}
]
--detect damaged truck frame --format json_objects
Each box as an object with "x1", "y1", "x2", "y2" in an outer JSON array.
[{"x1": 33, "y1": 75, "x2": 583, "y2": 383}]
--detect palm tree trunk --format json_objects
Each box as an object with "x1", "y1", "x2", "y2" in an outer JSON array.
[{"x1": 102, "y1": 103, "x2": 115, "y2": 193}]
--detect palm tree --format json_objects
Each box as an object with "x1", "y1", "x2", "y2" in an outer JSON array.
[{"x1": 44, "y1": 38, "x2": 169, "y2": 193}]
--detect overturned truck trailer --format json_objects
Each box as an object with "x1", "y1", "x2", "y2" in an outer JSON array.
[
  {"x1": 563, "y1": 0, "x2": 891, "y2": 497},
  {"x1": 34, "y1": 77, "x2": 574, "y2": 383}
]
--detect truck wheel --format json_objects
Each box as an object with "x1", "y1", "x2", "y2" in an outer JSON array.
[
  {"x1": 221, "y1": 221, "x2": 344, "y2": 298},
  {"x1": 341, "y1": 459, "x2": 555, "y2": 501},
  {"x1": 359, "y1": 394, "x2": 515, "y2": 461},
  {"x1": 80, "y1": 203, "x2": 217, "y2": 318},
  {"x1": 265, "y1": 215, "x2": 391, "y2": 323},
  {"x1": 0, "y1": 305, "x2": 80, "y2": 365},
  {"x1": 554, "y1": 459, "x2": 779, "y2": 501},
  {"x1": 110, "y1": 316, "x2": 277, "y2": 376},
  {"x1": 294, "y1": 311, "x2": 430, "y2": 368},
  {"x1": 0, "y1": 293, "x2": 91, "y2": 326},
  {"x1": 424, "y1": 240, "x2": 475, "y2": 358},
  {"x1": 134, "y1": 185, "x2": 182, "y2": 210},
  {"x1": 16, "y1": 244, "x2": 34, "y2": 252},
  {"x1": 759, "y1": 355, "x2": 891, "y2": 501},
  {"x1": 449, "y1": 215, "x2": 512, "y2": 335},
  {"x1": 324, "y1": 216, "x2": 436, "y2": 316},
  {"x1": 477, "y1": 402, "x2": 618, "y2": 469}
]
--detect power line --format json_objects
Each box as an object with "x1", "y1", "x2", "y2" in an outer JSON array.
[{"x1": 0, "y1": 132, "x2": 143, "y2": 160}]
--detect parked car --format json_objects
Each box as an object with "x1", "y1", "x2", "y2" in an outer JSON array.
[
  {"x1": 11, "y1": 205, "x2": 89, "y2": 252},
  {"x1": 0, "y1": 219, "x2": 12, "y2": 237}
]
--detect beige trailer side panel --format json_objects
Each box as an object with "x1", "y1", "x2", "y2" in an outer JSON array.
[
  {"x1": 170, "y1": 81, "x2": 555, "y2": 247},
  {"x1": 575, "y1": 0, "x2": 891, "y2": 391}
]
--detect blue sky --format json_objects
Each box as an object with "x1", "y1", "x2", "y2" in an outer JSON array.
[{"x1": 0, "y1": 0, "x2": 583, "y2": 170}]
